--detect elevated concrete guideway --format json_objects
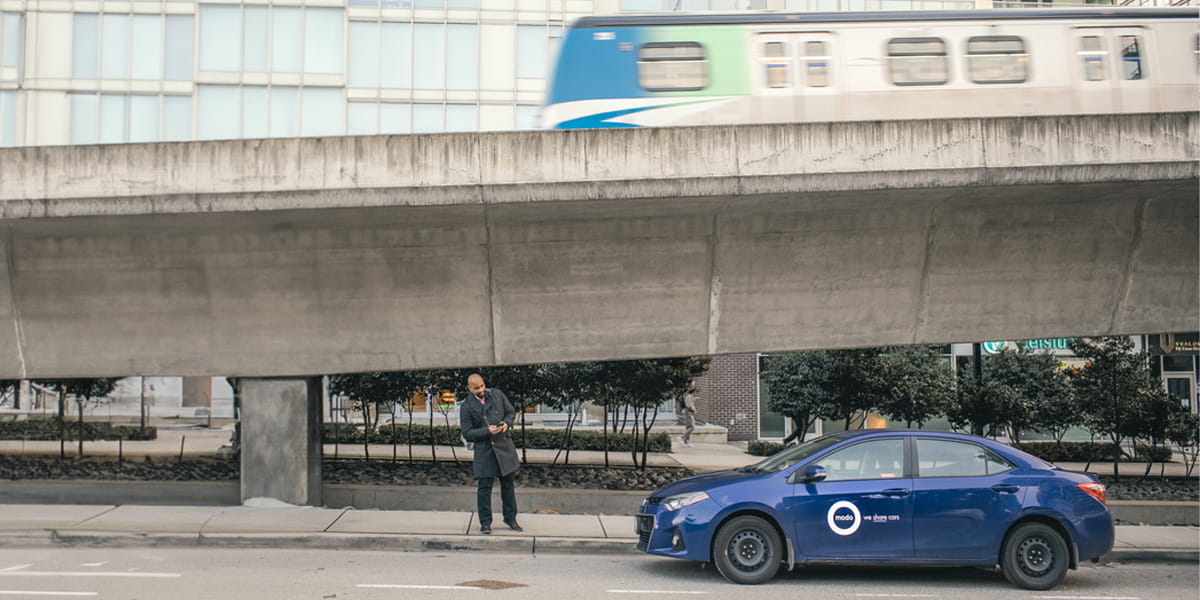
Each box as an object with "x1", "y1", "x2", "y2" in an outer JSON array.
[{"x1": 0, "y1": 113, "x2": 1196, "y2": 380}]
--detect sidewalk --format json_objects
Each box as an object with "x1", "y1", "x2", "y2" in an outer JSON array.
[{"x1": 0, "y1": 503, "x2": 1194, "y2": 562}]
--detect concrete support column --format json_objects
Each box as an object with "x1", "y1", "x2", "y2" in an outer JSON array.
[{"x1": 239, "y1": 377, "x2": 322, "y2": 506}]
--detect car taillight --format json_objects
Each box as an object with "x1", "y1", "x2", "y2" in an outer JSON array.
[{"x1": 1077, "y1": 482, "x2": 1106, "y2": 504}]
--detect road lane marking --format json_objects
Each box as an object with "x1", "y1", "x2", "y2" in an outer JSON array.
[
  {"x1": 0, "y1": 571, "x2": 180, "y2": 578},
  {"x1": 0, "y1": 592, "x2": 98, "y2": 597},
  {"x1": 1035, "y1": 597, "x2": 1140, "y2": 600},
  {"x1": 855, "y1": 595, "x2": 937, "y2": 598},
  {"x1": 0, "y1": 566, "x2": 30, "y2": 573},
  {"x1": 607, "y1": 591, "x2": 709, "y2": 595},
  {"x1": 357, "y1": 584, "x2": 480, "y2": 591},
  {"x1": 79, "y1": 563, "x2": 107, "y2": 568}
]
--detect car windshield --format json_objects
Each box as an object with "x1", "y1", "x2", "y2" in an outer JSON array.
[{"x1": 743, "y1": 434, "x2": 844, "y2": 474}]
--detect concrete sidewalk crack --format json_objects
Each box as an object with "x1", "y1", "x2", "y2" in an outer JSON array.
[
  {"x1": 323, "y1": 509, "x2": 351, "y2": 533},
  {"x1": 71, "y1": 505, "x2": 120, "y2": 528}
]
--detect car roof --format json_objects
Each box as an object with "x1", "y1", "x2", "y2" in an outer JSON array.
[{"x1": 829, "y1": 429, "x2": 992, "y2": 443}]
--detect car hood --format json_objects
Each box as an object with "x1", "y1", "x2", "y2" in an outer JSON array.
[{"x1": 652, "y1": 467, "x2": 759, "y2": 498}]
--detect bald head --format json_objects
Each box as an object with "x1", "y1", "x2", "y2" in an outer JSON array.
[{"x1": 468, "y1": 373, "x2": 486, "y2": 398}]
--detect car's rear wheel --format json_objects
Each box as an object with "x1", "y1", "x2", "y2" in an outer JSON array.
[
  {"x1": 1000, "y1": 522, "x2": 1069, "y2": 590},
  {"x1": 712, "y1": 515, "x2": 783, "y2": 585}
]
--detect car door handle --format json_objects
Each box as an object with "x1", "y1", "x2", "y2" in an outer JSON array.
[
  {"x1": 881, "y1": 488, "x2": 911, "y2": 497},
  {"x1": 991, "y1": 484, "x2": 1020, "y2": 494}
]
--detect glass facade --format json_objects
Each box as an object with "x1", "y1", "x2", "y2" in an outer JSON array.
[{"x1": 0, "y1": 0, "x2": 1134, "y2": 148}]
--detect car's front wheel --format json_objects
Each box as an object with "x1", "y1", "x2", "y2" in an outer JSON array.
[
  {"x1": 712, "y1": 515, "x2": 783, "y2": 585},
  {"x1": 1000, "y1": 522, "x2": 1069, "y2": 590}
]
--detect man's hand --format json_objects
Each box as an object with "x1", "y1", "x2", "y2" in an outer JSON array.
[{"x1": 488, "y1": 423, "x2": 508, "y2": 435}]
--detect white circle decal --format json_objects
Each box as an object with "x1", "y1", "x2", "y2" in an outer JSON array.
[{"x1": 826, "y1": 501, "x2": 861, "y2": 536}]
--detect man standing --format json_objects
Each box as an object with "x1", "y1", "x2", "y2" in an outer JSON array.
[
  {"x1": 676, "y1": 392, "x2": 698, "y2": 447},
  {"x1": 459, "y1": 373, "x2": 522, "y2": 534}
]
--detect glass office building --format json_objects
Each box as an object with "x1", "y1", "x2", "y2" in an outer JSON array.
[{"x1": 5, "y1": 0, "x2": 1112, "y2": 148}]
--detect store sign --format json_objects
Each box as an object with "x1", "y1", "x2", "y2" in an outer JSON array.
[
  {"x1": 982, "y1": 338, "x2": 1075, "y2": 355},
  {"x1": 1149, "y1": 333, "x2": 1200, "y2": 355}
]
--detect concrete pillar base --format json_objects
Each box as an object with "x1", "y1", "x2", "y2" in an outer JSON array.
[{"x1": 239, "y1": 377, "x2": 322, "y2": 506}]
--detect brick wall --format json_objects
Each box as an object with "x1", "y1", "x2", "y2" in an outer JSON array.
[{"x1": 694, "y1": 353, "x2": 760, "y2": 441}]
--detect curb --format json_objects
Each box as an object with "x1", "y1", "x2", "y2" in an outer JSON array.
[
  {"x1": 0, "y1": 531, "x2": 640, "y2": 555},
  {"x1": 1100, "y1": 549, "x2": 1200, "y2": 564},
  {"x1": 0, "y1": 532, "x2": 1187, "y2": 562}
]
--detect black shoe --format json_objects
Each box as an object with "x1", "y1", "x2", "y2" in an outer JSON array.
[
  {"x1": 480, "y1": 524, "x2": 492, "y2": 535},
  {"x1": 504, "y1": 520, "x2": 523, "y2": 532}
]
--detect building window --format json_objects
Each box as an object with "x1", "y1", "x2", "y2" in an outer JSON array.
[
  {"x1": 966, "y1": 36, "x2": 1027, "y2": 84},
  {"x1": 1079, "y1": 35, "x2": 1106, "y2": 81},
  {"x1": 301, "y1": 87, "x2": 344, "y2": 136},
  {"x1": 198, "y1": 6, "x2": 342, "y2": 75},
  {"x1": 348, "y1": 102, "x2": 415, "y2": 135},
  {"x1": 1119, "y1": 34, "x2": 1144, "y2": 80},
  {"x1": 517, "y1": 25, "x2": 555, "y2": 80},
  {"x1": 620, "y1": 0, "x2": 736, "y2": 10},
  {"x1": 69, "y1": 93, "x2": 192, "y2": 145},
  {"x1": 888, "y1": 37, "x2": 948, "y2": 86},
  {"x1": 638, "y1": 42, "x2": 707, "y2": 91},
  {"x1": 348, "y1": 21, "x2": 413, "y2": 89},
  {"x1": 305, "y1": 9, "x2": 344, "y2": 75},
  {"x1": 197, "y1": 85, "x2": 344, "y2": 140},
  {"x1": 0, "y1": 91, "x2": 15, "y2": 147},
  {"x1": 446, "y1": 25, "x2": 478, "y2": 90},
  {"x1": 516, "y1": 105, "x2": 540, "y2": 130},
  {"x1": 413, "y1": 24, "x2": 445, "y2": 89},
  {"x1": 73, "y1": 14, "x2": 194, "y2": 81},
  {"x1": 2, "y1": 12, "x2": 21, "y2": 71}
]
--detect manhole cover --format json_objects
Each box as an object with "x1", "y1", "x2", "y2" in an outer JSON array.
[{"x1": 457, "y1": 579, "x2": 528, "y2": 590}]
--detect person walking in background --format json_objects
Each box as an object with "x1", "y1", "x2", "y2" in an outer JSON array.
[
  {"x1": 459, "y1": 373, "x2": 522, "y2": 534},
  {"x1": 676, "y1": 392, "x2": 698, "y2": 447}
]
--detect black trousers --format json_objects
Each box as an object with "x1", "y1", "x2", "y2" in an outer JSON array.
[{"x1": 476, "y1": 472, "x2": 517, "y2": 526}]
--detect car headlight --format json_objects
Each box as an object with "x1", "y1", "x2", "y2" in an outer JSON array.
[{"x1": 660, "y1": 491, "x2": 709, "y2": 512}]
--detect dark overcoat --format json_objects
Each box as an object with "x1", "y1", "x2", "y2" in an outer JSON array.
[{"x1": 458, "y1": 387, "x2": 520, "y2": 478}]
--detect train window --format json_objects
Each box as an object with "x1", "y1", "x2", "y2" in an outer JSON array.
[
  {"x1": 1078, "y1": 36, "x2": 1106, "y2": 81},
  {"x1": 804, "y1": 41, "x2": 830, "y2": 87},
  {"x1": 638, "y1": 42, "x2": 707, "y2": 92},
  {"x1": 888, "y1": 37, "x2": 948, "y2": 86},
  {"x1": 1120, "y1": 35, "x2": 1145, "y2": 80},
  {"x1": 966, "y1": 36, "x2": 1027, "y2": 84},
  {"x1": 762, "y1": 41, "x2": 790, "y2": 88}
]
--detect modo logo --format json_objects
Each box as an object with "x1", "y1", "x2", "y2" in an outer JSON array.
[{"x1": 826, "y1": 501, "x2": 861, "y2": 536}]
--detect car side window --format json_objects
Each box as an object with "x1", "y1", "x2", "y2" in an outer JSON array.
[
  {"x1": 918, "y1": 438, "x2": 1013, "y2": 477},
  {"x1": 817, "y1": 438, "x2": 904, "y2": 481}
]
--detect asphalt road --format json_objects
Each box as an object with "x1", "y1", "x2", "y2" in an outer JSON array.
[{"x1": 0, "y1": 547, "x2": 1194, "y2": 600}]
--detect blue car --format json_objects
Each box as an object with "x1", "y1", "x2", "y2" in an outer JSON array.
[{"x1": 636, "y1": 429, "x2": 1113, "y2": 589}]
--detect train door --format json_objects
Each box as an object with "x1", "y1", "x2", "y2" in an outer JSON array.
[
  {"x1": 1073, "y1": 27, "x2": 1155, "y2": 113},
  {"x1": 754, "y1": 33, "x2": 838, "y2": 123}
]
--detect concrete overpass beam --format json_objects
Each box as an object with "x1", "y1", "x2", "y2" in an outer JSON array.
[{"x1": 239, "y1": 377, "x2": 322, "y2": 506}]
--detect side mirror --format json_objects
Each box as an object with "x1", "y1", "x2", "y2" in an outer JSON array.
[{"x1": 800, "y1": 464, "x2": 827, "y2": 484}]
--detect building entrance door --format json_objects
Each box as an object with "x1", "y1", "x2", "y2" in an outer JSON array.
[{"x1": 1165, "y1": 375, "x2": 1196, "y2": 414}]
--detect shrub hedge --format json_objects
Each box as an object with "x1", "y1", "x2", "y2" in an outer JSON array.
[
  {"x1": 323, "y1": 423, "x2": 672, "y2": 453},
  {"x1": 0, "y1": 419, "x2": 157, "y2": 441},
  {"x1": 747, "y1": 440, "x2": 788, "y2": 457},
  {"x1": 1012, "y1": 441, "x2": 1173, "y2": 463}
]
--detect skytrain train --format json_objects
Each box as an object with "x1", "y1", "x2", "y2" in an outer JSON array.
[{"x1": 541, "y1": 7, "x2": 1199, "y2": 129}]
